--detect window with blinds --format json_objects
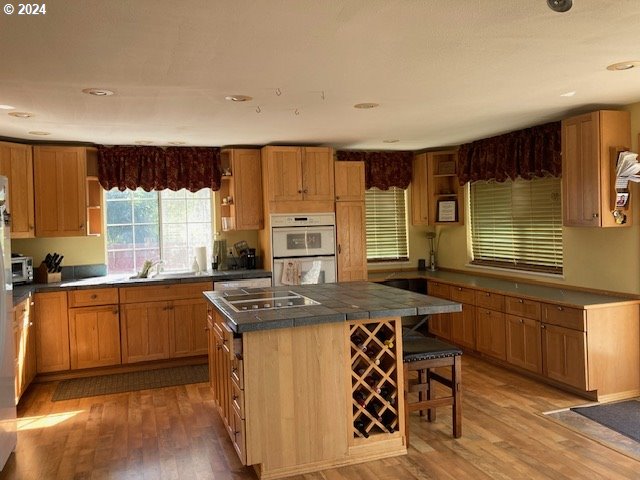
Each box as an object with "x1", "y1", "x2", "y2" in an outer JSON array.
[
  {"x1": 470, "y1": 176, "x2": 563, "y2": 274},
  {"x1": 365, "y1": 187, "x2": 409, "y2": 262}
]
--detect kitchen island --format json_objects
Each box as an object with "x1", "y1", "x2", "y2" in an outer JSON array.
[{"x1": 203, "y1": 282, "x2": 461, "y2": 479}]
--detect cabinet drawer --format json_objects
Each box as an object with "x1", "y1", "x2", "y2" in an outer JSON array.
[
  {"x1": 542, "y1": 304, "x2": 585, "y2": 331},
  {"x1": 427, "y1": 281, "x2": 450, "y2": 299},
  {"x1": 68, "y1": 288, "x2": 119, "y2": 307},
  {"x1": 231, "y1": 356, "x2": 244, "y2": 390},
  {"x1": 475, "y1": 290, "x2": 505, "y2": 311},
  {"x1": 505, "y1": 297, "x2": 541, "y2": 320},
  {"x1": 450, "y1": 286, "x2": 475, "y2": 304},
  {"x1": 230, "y1": 405, "x2": 247, "y2": 465},
  {"x1": 119, "y1": 282, "x2": 211, "y2": 303},
  {"x1": 231, "y1": 379, "x2": 245, "y2": 419}
]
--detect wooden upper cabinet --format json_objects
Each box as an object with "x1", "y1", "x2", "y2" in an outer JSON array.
[
  {"x1": 0, "y1": 141, "x2": 35, "y2": 238},
  {"x1": 562, "y1": 110, "x2": 631, "y2": 227},
  {"x1": 335, "y1": 161, "x2": 365, "y2": 202},
  {"x1": 261, "y1": 146, "x2": 335, "y2": 213},
  {"x1": 428, "y1": 150, "x2": 463, "y2": 225},
  {"x1": 33, "y1": 146, "x2": 87, "y2": 237},
  {"x1": 411, "y1": 153, "x2": 429, "y2": 225},
  {"x1": 220, "y1": 149, "x2": 263, "y2": 231}
]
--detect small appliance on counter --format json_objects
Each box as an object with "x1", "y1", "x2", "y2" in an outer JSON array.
[
  {"x1": 11, "y1": 253, "x2": 33, "y2": 285},
  {"x1": 234, "y1": 240, "x2": 257, "y2": 269}
]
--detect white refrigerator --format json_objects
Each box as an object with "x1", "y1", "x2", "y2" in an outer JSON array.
[{"x1": 0, "y1": 176, "x2": 15, "y2": 471}]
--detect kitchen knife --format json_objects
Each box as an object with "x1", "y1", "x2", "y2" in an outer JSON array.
[
  {"x1": 49, "y1": 253, "x2": 58, "y2": 272},
  {"x1": 53, "y1": 255, "x2": 64, "y2": 272}
]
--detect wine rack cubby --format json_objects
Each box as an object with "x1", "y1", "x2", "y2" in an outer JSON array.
[{"x1": 349, "y1": 318, "x2": 403, "y2": 441}]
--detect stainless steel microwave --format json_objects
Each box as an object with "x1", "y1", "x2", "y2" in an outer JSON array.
[{"x1": 11, "y1": 256, "x2": 33, "y2": 285}]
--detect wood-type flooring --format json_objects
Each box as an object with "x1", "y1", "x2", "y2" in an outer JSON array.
[{"x1": 1, "y1": 355, "x2": 638, "y2": 480}]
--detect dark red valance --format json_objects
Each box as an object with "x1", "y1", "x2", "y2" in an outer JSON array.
[
  {"x1": 336, "y1": 150, "x2": 413, "y2": 190},
  {"x1": 97, "y1": 146, "x2": 222, "y2": 192},
  {"x1": 457, "y1": 121, "x2": 561, "y2": 184}
]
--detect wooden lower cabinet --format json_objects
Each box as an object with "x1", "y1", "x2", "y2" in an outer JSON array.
[
  {"x1": 451, "y1": 304, "x2": 475, "y2": 349},
  {"x1": 541, "y1": 323, "x2": 587, "y2": 390},
  {"x1": 120, "y1": 302, "x2": 172, "y2": 363},
  {"x1": 14, "y1": 298, "x2": 36, "y2": 403},
  {"x1": 34, "y1": 291, "x2": 70, "y2": 373},
  {"x1": 429, "y1": 312, "x2": 452, "y2": 340},
  {"x1": 505, "y1": 315, "x2": 542, "y2": 373},
  {"x1": 170, "y1": 298, "x2": 208, "y2": 357},
  {"x1": 68, "y1": 305, "x2": 121, "y2": 369},
  {"x1": 476, "y1": 307, "x2": 506, "y2": 360}
]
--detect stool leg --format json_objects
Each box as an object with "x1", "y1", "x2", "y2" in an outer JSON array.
[
  {"x1": 404, "y1": 363, "x2": 411, "y2": 447},
  {"x1": 418, "y1": 369, "x2": 426, "y2": 417},
  {"x1": 452, "y1": 356, "x2": 462, "y2": 438},
  {"x1": 426, "y1": 368, "x2": 435, "y2": 422}
]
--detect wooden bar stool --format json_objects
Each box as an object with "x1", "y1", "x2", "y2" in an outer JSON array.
[{"x1": 402, "y1": 332, "x2": 462, "y2": 445}]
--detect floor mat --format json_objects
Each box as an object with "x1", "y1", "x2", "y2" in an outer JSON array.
[
  {"x1": 52, "y1": 364, "x2": 209, "y2": 401},
  {"x1": 571, "y1": 399, "x2": 640, "y2": 442},
  {"x1": 543, "y1": 400, "x2": 640, "y2": 462}
]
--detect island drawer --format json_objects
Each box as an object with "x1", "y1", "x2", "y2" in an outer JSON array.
[
  {"x1": 68, "y1": 288, "x2": 119, "y2": 307},
  {"x1": 231, "y1": 379, "x2": 245, "y2": 419},
  {"x1": 119, "y1": 282, "x2": 211, "y2": 304},
  {"x1": 230, "y1": 406, "x2": 247, "y2": 465},
  {"x1": 542, "y1": 303, "x2": 585, "y2": 331},
  {"x1": 231, "y1": 356, "x2": 244, "y2": 390},
  {"x1": 505, "y1": 297, "x2": 541, "y2": 320},
  {"x1": 475, "y1": 290, "x2": 505, "y2": 311},
  {"x1": 427, "y1": 281, "x2": 451, "y2": 299},
  {"x1": 450, "y1": 286, "x2": 475, "y2": 304}
]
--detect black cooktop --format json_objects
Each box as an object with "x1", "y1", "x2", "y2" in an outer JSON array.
[{"x1": 220, "y1": 289, "x2": 320, "y2": 312}]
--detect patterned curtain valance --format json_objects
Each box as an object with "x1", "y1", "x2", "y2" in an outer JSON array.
[
  {"x1": 97, "y1": 146, "x2": 222, "y2": 192},
  {"x1": 457, "y1": 121, "x2": 561, "y2": 185},
  {"x1": 336, "y1": 150, "x2": 413, "y2": 190}
]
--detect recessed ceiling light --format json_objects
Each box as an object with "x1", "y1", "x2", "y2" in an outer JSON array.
[
  {"x1": 82, "y1": 88, "x2": 115, "y2": 96},
  {"x1": 168, "y1": 141, "x2": 186, "y2": 145},
  {"x1": 0, "y1": 105, "x2": 15, "y2": 110},
  {"x1": 354, "y1": 103, "x2": 379, "y2": 109},
  {"x1": 606, "y1": 61, "x2": 640, "y2": 71},
  {"x1": 8, "y1": 111, "x2": 34, "y2": 118},
  {"x1": 560, "y1": 91, "x2": 576, "y2": 97},
  {"x1": 28, "y1": 131, "x2": 50, "y2": 136},
  {"x1": 225, "y1": 95, "x2": 253, "y2": 102},
  {"x1": 134, "y1": 140, "x2": 153, "y2": 145},
  {"x1": 383, "y1": 139, "x2": 399, "y2": 143}
]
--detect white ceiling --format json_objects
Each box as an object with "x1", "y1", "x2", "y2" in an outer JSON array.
[{"x1": 1, "y1": 0, "x2": 640, "y2": 150}]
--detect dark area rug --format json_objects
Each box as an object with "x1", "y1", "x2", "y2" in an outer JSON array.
[
  {"x1": 52, "y1": 364, "x2": 209, "y2": 401},
  {"x1": 571, "y1": 399, "x2": 640, "y2": 442}
]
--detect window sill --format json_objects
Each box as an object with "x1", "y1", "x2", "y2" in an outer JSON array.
[{"x1": 465, "y1": 262, "x2": 565, "y2": 280}]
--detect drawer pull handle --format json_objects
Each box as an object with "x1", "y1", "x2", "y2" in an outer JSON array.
[
  {"x1": 90, "y1": 294, "x2": 98, "y2": 299},
  {"x1": 518, "y1": 299, "x2": 523, "y2": 303},
  {"x1": 520, "y1": 319, "x2": 524, "y2": 324},
  {"x1": 541, "y1": 324, "x2": 546, "y2": 329},
  {"x1": 556, "y1": 306, "x2": 563, "y2": 311},
  {"x1": 485, "y1": 293, "x2": 490, "y2": 297}
]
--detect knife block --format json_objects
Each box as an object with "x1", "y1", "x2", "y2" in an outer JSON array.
[{"x1": 35, "y1": 263, "x2": 62, "y2": 284}]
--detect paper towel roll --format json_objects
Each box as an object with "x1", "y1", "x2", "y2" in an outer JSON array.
[{"x1": 194, "y1": 246, "x2": 208, "y2": 273}]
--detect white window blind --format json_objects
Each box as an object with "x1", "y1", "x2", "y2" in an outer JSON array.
[
  {"x1": 470, "y1": 176, "x2": 563, "y2": 274},
  {"x1": 365, "y1": 187, "x2": 409, "y2": 262}
]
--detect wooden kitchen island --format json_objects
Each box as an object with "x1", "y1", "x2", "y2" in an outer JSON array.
[{"x1": 203, "y1": 282, "x2": 461, "y2": 480}]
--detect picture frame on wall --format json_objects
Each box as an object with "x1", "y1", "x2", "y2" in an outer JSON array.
[{"x1": 437, "y1": 200, "x2": 457, "y2": 222}]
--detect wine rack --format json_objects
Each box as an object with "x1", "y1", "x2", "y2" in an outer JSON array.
[{"x1": 349, "y1": 318, "x2": 402, "y2": 441}]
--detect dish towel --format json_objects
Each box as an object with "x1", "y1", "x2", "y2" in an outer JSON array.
[{"x1": 281, "y1": 260, "x2": 301, "y2": 285}]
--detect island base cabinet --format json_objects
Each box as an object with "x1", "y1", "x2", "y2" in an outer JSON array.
[{"x1": 231, "y1": 317, "x2": 406, "y2": 479}]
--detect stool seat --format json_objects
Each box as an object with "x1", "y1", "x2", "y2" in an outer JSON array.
[
  {"x1": 402, "y1": 332, "x2": 462, "y2": 444},
  {"x1": 403, "y1": 336, "x2": 462, "y2": 362}
]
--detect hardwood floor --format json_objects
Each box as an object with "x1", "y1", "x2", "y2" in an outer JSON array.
[{"x1": 2, "y1": 356, "x2": 638, "y2": 480}]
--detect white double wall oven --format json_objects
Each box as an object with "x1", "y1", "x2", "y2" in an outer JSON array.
[{"x1": 270, "y1": 213, "x2": 337, "y2": 286}]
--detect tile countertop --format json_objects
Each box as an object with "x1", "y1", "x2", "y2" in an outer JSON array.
[
  {"x1": 12, "y1": 269, "x2": 272, "y2": 307},
  {"x1": 204, "y1": 281, "x2": 462, "y2": 333},
  {"x1": 368, "y1": 270, "x2": 639, "y2": 309}
]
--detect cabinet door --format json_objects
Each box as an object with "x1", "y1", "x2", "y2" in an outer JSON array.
[
  {"x1": 505, "y1": 315, "x2": 542, "y2": 373},
  {"x1": 69, "y1": 305, "x2": 121, "y2": 369},
  {"x1": 120, "y1": 302, "x2": 171, "y2": 363},
  {"x1": 562, "y1": 112, "x2": 601, "y2": 226},
  {"x1": 335, "y1": 161, "x2": 365, "y2": 202},
  {"x1": 411, "y1": 153, "x2": 429, "y2": 225},
  {"x1": 171, "y1": 298, "x2": 208, "y2": 357},
  {"x1": 476, "y1": 308, "x2": 506, "y2": 360},
  {"x1": 35, "y1": 291, "x2": 70, "y2": 373},
  {"x1": 264, "y1": 147, "x2": 303, "y2": 202},
  {"x1": 0, "y1": 142, "x2": 35, "y2": 238},
  {"x1": 15, "y1": 298, "x2": 36, "y2": 399},
  {"x1": 429, "y1": 313, "x2": 451, "y2": 340},
  {"x1": 302, "y1": 147, "x2": 334, "y2": 201},
  {"x1": 451, "y1": 304, "x2": 475, "y2": 349},
  {"x1": 13, "y1": 311, "x2": 21, "y2": 403},
  {"x1": 336, "y1": 202, "x2": 368, "y2": 282},
  {"x1": 542, "y1": 323, "x2": 587, "y2": 390},
  {"x1": 232, "y1": 149, "x2": 263, "y2": 230},
  {"x1": 33, "y1": 146, "x2": 87, "y2": 236}
]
